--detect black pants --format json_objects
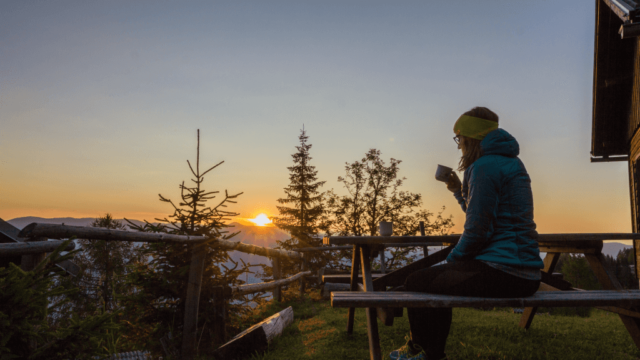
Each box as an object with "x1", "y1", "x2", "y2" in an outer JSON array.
[{"x1": 404, "y1": 260, "x2": 540, "y2": 359}]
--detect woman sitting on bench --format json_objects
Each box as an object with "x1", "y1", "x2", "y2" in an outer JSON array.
[{"x1": 390, "y1": 107, "x2": 544, "y2": 360}]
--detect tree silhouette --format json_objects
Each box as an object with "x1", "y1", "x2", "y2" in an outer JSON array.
[
  {"x1": 272, "y1": 128, "x2": 328, "y2": 280},
  {"x1": 274, "y1": 128, "x2": 326, "y2": 242},
  {"x1": 121, "y1": 130, "x2": 250, "y2": 355},
  {"x1": 60, "y1": 214, "x2": 144, "y2": 317},
  {"x1": 0, "y1": 242, "x2": 121, "y2": 359},
  {"x1": 324, "y1": 149, "x2": 424, "y2": 236},
  {"x1": 323, "y1": 149, "x2": 453, "y2": 270}
]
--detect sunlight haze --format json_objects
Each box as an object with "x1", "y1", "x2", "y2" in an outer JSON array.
[
  {"x1": 0, "y1": 1, "x2": 630, "y2": 236},
  {"x1": 248, "y1": 214, "x2": 273, "y2": 227}
]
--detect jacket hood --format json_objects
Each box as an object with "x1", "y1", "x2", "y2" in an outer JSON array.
[{"x1": 480, "y1": 128, "x2": 519, "y2": 157}]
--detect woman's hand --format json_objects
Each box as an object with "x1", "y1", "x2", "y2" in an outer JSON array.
[{"x1": 446, "y1": 172, "x2": 461, "y2": 193}]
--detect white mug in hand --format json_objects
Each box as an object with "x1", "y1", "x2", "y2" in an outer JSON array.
[{"x1": 435, "y1": 164, "x2": 453, "y2": 182}]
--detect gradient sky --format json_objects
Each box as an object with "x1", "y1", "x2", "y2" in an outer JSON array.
[{"x1": 0, "y1": 1, "x2": 631, "y2": 237}]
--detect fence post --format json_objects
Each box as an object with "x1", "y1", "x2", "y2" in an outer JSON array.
[
  {"x1": 379, "y1": 246, "x2": 386, "y2": 274},
  {"x1": 212, "y1": 286, "x2": 226, "y2": 345},
  {"x1": 181, "y1": 244, "x2": 206, "y2": 360},
  {"x1": 419, "y1": 221, "x2": 428, "y2": 257},
  {"x1": 299, "y1": 253, "x2": 306, "y2": 298},
  {"x1": 19, "y1": 236, "x2": 47, "y2": 354},
  {"x1": 20, "y1": 237, "x2": 47, "y2": 272},
  {"x1": 272, "y1": 257, "x2": 282, "y2": 302}
]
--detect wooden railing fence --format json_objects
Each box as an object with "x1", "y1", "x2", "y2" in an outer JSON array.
[
  {"x1": 2, "y1": 221, "x2": 441, "y2": 359},
  {"x1": 2, "y1": 223, "x2": 334, "y2": 359}
]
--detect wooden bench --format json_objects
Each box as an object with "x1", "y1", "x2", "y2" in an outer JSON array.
[
  {"x1": 331, "y1": 290, "x2": 640, "y2": 359},
  {"x1": 323, "y1": 234, "x2": 640, "y2": 360},
  {"x1": 332, "y1": 290, "x2": 640, "y2": 309}
]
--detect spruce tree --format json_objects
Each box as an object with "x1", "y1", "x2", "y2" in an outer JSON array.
[{"x1": 273, "y1": 128, "x2": 327, "y2": 279}]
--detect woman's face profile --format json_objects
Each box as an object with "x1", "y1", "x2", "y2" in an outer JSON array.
[{"x1": 458, "y1": 136, "x2": 467, "y2": 155}]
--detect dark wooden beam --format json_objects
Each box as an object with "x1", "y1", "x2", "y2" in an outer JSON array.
[
  {"x1": 181, "y1": 245, "x2": 207, "y2": 360},
  {"x1": 0, "y1": 240, "x2": 75, "y2": 256},
  {"x1": 372, "y1": 246, "x2": 454, "y2": 290},
  {"x1": 232, "y1": 271, "x2": 312, "y2": 296}
]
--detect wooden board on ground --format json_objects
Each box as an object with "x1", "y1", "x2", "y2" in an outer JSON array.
[{"x1": 213, "y1": 306, "x2": 294, "y2": 360}]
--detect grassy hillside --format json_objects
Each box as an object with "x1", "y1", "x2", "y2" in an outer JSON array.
[{"x1": 237, "y1": 290, "x2": 640, "y2": 360}]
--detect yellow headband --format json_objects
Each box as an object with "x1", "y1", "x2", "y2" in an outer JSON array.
[{"x1": 453, "y1": 115, "x2": 499, "y2": 140}]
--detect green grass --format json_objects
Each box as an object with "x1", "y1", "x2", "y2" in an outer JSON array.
[{"x1": 238, "y1": 290, "x2": 640, "y2": 360}]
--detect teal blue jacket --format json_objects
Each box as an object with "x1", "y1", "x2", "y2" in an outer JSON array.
[{"x1": 447, "y1": 129, "x2": 544, "y2": 269}]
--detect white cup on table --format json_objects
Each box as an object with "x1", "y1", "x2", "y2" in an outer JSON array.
[{"x1": 379, "y1": 221, "x2": 393, "y2": 236}]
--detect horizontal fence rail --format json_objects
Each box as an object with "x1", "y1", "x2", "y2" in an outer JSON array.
[
  {"x1": 223, "y1": 239, "x2": 302, "y2": 261},
  {"x1": 232, "y1": 271, "x2": 312, "y2": 296},
  {"x1": 18, "y1": 223, "x2": 303, "y2": 260},
  {"x1": 0, "y1": 240, "x2": 75, "y2": 256},
  {"x1": 19, "y1": 223, "x2": 208, "y2": 243}
]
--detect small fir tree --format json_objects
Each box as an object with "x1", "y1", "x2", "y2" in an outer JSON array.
[{"x1": 121, "y1": 130, "x2": 251, "y2": 356}]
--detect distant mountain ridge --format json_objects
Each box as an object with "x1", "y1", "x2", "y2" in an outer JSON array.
[{"x1": 6, "y1": 217, "x2": 116, "y2": 230}]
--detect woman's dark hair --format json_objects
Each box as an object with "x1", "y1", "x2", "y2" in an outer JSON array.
[{"x1": 457, "y1": 107, "x2": 499, "y2": 171}]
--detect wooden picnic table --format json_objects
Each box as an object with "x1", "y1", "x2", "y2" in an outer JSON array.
[{"x1": 323, "y1": 233, "x2": 640, "y2": 360}]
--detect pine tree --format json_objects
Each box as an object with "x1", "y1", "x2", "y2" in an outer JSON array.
[{"x1": 273, "y1": 128, "x2": 327, "y2": 278}]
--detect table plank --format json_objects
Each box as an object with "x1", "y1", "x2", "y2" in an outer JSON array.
[
  {"x1": 323, "y1": 233, "x2": 640, "y2": 246},
  {"x1": 323, "y1": 274, "x2": 385, "y2": 284},
  {"x1": 324, "y1": 235, "x2": 459, "y2": 245}
]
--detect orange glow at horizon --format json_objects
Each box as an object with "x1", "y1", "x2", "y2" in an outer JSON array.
[{"x1": 248, "y1": 213, "x2": 273, "y2": 226}]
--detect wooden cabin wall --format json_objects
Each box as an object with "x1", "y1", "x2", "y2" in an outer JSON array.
[
  {"x1": 631, "y1": 36, "x2": 640, "y2": 280},
  {"x1": 629, "y1": 37, "x2": 640, "y2": 142},
  {"x1": 630, "y1": 141, "x2": 640, "y2": 279}
]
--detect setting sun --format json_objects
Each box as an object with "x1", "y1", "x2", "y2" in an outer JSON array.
[{"x1": 248, "y1": 213, "x2": 273, "y2": 226}]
